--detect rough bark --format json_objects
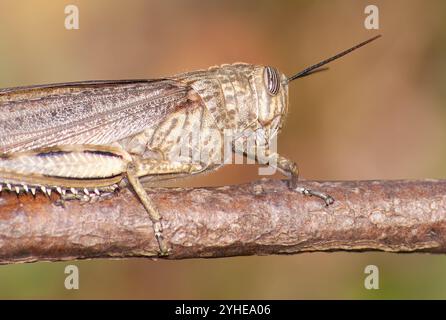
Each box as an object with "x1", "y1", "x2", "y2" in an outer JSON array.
[{"x1": 0, "y1": 179, "x2": 445, "y2": 264}]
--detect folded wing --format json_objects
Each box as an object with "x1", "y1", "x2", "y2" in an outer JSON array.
[{"x1": 0, "y1": 79, "x2": 190, "y2": 153}]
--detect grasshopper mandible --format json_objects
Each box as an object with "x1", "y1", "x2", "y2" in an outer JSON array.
[{"x1": 0, "y1": 35, "x2": 380, "y2": 255}]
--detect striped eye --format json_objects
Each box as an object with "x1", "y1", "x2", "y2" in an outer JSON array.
[{"x1": 264, "y1": 66, "x2": 280, "y2": 95}]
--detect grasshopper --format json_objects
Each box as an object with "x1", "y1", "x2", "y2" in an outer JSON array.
[{"x1": 0, "y1": 35, "x2": 380, "y2": 255}]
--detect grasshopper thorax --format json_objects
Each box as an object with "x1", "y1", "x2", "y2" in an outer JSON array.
[{"x1": 177, "y1": 63, "x2": 289, "y2": 145}]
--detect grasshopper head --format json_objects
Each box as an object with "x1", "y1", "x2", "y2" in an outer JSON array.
[{"x1": 251, "y1": 65, "x2": 289, "y2": 141}]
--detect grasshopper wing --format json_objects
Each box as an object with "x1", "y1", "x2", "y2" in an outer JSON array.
[{"x1": 0, "y1": 79, "x2": 190, "y2": 153}]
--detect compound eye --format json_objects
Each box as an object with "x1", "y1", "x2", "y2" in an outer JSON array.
[{"x1": 264, "y1": 66, "x2": 280, "y2": 95}]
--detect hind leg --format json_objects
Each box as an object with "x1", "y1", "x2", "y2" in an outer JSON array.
[{"x1": 126, "y1": 158, "x2": 204, "y2": 255}]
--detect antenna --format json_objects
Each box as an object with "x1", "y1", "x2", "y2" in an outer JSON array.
[{"x1": 287, "y1": 35, "x2": 381, "y2": 83}]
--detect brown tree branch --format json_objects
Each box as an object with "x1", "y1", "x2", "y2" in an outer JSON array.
[{"x1": 0, "y1": 179, "x2": 445, "y2": 264}]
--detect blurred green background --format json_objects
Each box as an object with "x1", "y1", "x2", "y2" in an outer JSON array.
[{"x1": 1, "y1": 0, "x2": 446, "y2": 299}]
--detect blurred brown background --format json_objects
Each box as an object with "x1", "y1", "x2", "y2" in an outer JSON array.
[{"x1": 1, "y1": 0, "x2": 446, "y2": 299}]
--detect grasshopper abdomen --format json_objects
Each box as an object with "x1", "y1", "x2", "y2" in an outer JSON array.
[{"x1": 0, "y1": 145, "x2": 129, "y2": 195}]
